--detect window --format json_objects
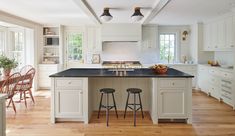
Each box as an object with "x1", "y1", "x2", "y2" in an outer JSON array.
[
  {"x1": 67, "y1": 33, "x2": 83, "y2": 62},
  {"x1": 159, "y1": 34, "x2": 176, "y2": 63},
  {"x1": 9, "y1": 31, "x2": 25, "y2": 68},
  {"x1": 0, "y1": 30, "x2": 6, "y2": 55}
]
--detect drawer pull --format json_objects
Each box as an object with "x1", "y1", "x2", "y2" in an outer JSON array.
[
  {"x1": 68, "y1": 82, "x2": 72, "y2": 84},
  {"x1": 172, "y1": 83, "x2": 175, "y2": 85}
]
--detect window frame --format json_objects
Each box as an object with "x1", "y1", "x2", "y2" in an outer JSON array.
[
  {"x1": 8, "y1": 28, "x2": 26, "y2": 68},
  {"x1": 158, "y1": 32, "x2": 180, "y2": 63},
  {"x1": 65, "y1": 29, "x2": 85, "y2": 67}
]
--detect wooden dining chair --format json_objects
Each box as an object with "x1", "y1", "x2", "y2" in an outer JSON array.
[
  {"x1": 0, "y1": 72, "x2": 22, "y2": 113},
  {"x1": 17, "y1": 68, "x2": 36, "y2": 108},
  {"x1": 20, "y1": 65, "x2": 33, "y2": 75}
]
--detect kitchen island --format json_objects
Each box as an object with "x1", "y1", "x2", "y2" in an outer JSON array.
[{"x1": 49, "y1": 68, "x2": 193, "y2": 124}]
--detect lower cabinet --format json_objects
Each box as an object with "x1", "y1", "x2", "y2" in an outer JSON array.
[
  {"x1": 55, "y1": 90, "x2": 83, "y2": 118},
  {"x1": 158, "y1": 89, "x2": 186, "y2": 118},
  {"x1": 198, "y1": 64, "x2": 234, "y2": 107},
  {"x1": 155, "y1": 78, "x2": 191, "y2": 123},
  {"x1": 169, "y1": 65, "x2": 197, "y2": 88},
  {"x1": 38, "y1": 64, "x2": 60, "y2": 89},
  {"x1": 51, "y1": 77, "x2": 88, "y2": 123},
  {"x1": 0, "y1": 95, "x2": 7, "y2": 136}
]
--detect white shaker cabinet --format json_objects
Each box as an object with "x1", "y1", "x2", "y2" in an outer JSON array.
[
  {"x1": 0, "y1": 94, "x2": 7, "y2": 136},
  {"x1": 156, "y1": 78, "x2": 191, "y2": 122},
  {"x1": 198, "y1": 65, "x2": 234, "y2": 107},
  {"x1": 55, "y1": 90, "x2": 83, "y2": 118},
  {"x1": 169, "y1": 65, "x2": 197, "y2": 88},
  {"x1": 51, "y1": 78, "x2": 88, "y2": 123},
  {"x1": 203, "y1": 14, "x2": 235, "y2": 51},
  {"x1": 225, "y1": 16, "x2": 235, "y2": 49},
  {"x1": 38, "y1": 64, "x2": 60, "y2": 89},
  {"x1": 198, "y1": 65, "x2": 210, "y2": 94}
]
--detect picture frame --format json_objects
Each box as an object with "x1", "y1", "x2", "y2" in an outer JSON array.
[{"x1": 92, "y1": 54, "x2": 100, "y2": 64}]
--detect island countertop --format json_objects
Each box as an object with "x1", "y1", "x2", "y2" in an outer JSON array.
[{"x1": 49, "y1": 68, "x2": 194, "y2": 78}]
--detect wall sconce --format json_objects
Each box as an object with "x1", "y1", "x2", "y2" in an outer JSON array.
[{"x1": 182, "y1": 30, "x2": 188, "y2": 41}]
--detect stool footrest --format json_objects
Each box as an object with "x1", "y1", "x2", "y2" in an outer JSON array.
[
  {"x1": 101, "y1": 105, "x2": 115, "y2": 110},
  {"x1": 127, "y1": 105, "x2": 142, "y2": 111}
]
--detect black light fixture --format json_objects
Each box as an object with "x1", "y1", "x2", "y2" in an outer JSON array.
[
  {"x1": 100, "y1": 8, "x2": 113, "y2": 22},
  {"x1": 131, "y1": 7, "x2": 144, "y2": 22}
]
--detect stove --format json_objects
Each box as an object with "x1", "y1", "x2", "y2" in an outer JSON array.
[{"x1": 102, "y1": 61, "x2": 142, "y2": 68}]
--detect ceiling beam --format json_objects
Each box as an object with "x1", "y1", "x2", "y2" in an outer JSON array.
[
  {"x1": 73, "y1": 0, "x2": 101, "y2": 25},
  {"x1": 142, "y1": 0, "x2": 171, "y2": 24}
]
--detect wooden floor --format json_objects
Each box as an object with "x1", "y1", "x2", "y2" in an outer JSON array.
[{"x1": 5, "y1": 91, "x2": 235, "y2": 136}]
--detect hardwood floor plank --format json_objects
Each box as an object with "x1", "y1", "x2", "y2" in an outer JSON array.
[{"x1": 5, "y1": 91, "x2": 235, "y2": 136}]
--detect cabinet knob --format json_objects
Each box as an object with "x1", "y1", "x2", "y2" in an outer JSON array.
[
  {"x1": 80, "y1": 92, "x2": 83, "y2": 94},
  {"x1": 231, "y1": 45, "x2": 234, "y2": 47},
  {"x1": 172, "y1": 82, "x2": 175, "y2": 85},
  {"x1": 68, "y1": 82, "x2": 72, "y2": 84}
]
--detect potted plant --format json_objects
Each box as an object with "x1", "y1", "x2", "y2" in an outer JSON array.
[{"x1": 0, "y1": 55, "x2": 18, "y2": 76}]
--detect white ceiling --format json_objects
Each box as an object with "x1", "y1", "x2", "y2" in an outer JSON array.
[
  {"x1": 0, "y1": 0, "x2": 94, "y2": 26},
  {"x1": 86, "y1": 0, "x2": 158, "y2": 23},
  {"x1": 150, "y1": 0, "x2": 235, "y2": 25},
  {"x1": 0, "y1": 0, "x2": 235, "y2": 26}
]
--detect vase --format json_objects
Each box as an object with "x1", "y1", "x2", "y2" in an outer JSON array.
[{"x1": 2, "y1": 68, "x2": 11, "y2": 76}]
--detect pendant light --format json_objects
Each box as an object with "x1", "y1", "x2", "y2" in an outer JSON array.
[
  {"x1": 131, "y1": 7, "x2": 144, "y2": 22},
  {"x1": 100, "y1": 8, "x2": 113, "y2": 22}
]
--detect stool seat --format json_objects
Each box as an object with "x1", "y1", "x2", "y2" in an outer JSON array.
[
  {"x1": 100, "y1": 88, "x2": 115, "y2": 93},
  {"x1": 127, "y1": 88, "x2": 142, "y2": 94}
]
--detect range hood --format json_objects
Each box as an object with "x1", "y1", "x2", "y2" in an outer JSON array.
[{"x1": 101, "y1": 23, "x2": 142, "y2": 42}]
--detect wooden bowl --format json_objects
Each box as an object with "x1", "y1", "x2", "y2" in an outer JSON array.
[{"x1": 154, "y1": 67, "x2": 168, "y2": 74}]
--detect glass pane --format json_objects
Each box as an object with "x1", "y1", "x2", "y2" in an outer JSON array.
[
  {"x1": 159, "y1": 34, "x2": 176, "y2": 63},
  {"x1": 67, "y1": 33, "x2": 83, "y2": 61}
]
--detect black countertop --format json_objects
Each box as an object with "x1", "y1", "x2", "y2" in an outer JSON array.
[{"x1": 49, "y1": 68, "x2": 194, "y2": 78}]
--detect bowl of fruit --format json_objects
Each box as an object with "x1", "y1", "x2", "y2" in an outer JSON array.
[{"x1": 151, "y1": 64, "x2": 168, "y2": 74}]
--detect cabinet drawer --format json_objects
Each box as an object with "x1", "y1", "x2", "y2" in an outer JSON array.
[
  {"x1": 209, "y1": 69, "x2": 220, "y2": 76},
  {"x1": 159, "y1": 79, "x2": 186, "y2": 88},
  {"x1": 220, "y1": 71, "x2": 233, "y2": 79},
  {"x1": 55, "y1": 79, "x2": 83, "y2": 89}
]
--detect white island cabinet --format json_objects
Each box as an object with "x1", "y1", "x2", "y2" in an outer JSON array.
[
  {"x1": 51, "y1": 78, "x2": 89, "y2": 123},
  {"x1": 0, "y1": 94, "x2": 7, "y2": 136},
  {"x1": 50, "y1": 68, "x2": 193, "y2": 124}
]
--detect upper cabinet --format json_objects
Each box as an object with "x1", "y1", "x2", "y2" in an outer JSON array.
[
  {"x1": 101, "y1": 24, "x2": 142, "y2": 42},
  {"x1": 203, "y1": 14, "x2": 235, "y2": 51},
  {"x1": 142, "y1": 25, "x2": 158, "y2": 49}
]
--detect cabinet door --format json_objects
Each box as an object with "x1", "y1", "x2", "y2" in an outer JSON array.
[
  {"x1": 225, "y1": 16, "x2": 235, "y2": 49},
  {"x1": 211, "y1": 22, "x2": 218, "y2": 50},
  {"x1": 55, "y1": 90, "x2": 83, "y2": 117},
  {"x1": 198, "y1": 66, "x2": 209, "y2": 93},
  {"x1": 158, "y1": 89, "x2": 187, "y2": 118},
  {"x1": 217, "y1": 20, "x2": 225, "y2": 49},
  {"x1": 203, "y1": 24, "x2": 213, "y2": 51}
]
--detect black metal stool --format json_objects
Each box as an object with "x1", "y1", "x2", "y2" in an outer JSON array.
[
  {"x1": 97, "y1": 88, "x2": 118, "y2": 126},
  {"x1": 124, "y1": 88, "x2": 144, "y2": 126}
]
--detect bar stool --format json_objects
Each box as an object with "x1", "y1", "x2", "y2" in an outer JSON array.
[
  {"x1": 97, "y1": 88, "x2": 118, "y2": 126},
  {"x1": 124, "y1": 88, "x2": 144, "y2": 126}
]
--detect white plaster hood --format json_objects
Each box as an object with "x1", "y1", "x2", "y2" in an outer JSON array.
[{"x1": 101, "y1": 23, "x2": 142, "y2": 42}]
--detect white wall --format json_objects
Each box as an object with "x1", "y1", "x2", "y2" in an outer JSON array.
[
  {"x1": 158, "y1": 25, "x2": 191, "y2": 63},
  {"x1": 214, "y1": 51, "x2": 234, "y2": 66}
]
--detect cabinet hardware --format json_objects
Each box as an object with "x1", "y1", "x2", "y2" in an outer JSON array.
[{"x1": 68, "y1": 82, "x2": 72, "y2": 84}]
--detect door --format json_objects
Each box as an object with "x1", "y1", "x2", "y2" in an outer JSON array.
[
  {"x1": 55, "y1": 89, "x2": 83, "y2": 117},
  {"x1": 158, "y1": 89, "x2": 187, "y2": 118},
  {"x1": 65, "y1": 32, "x2": 84, "y2": 68}
]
